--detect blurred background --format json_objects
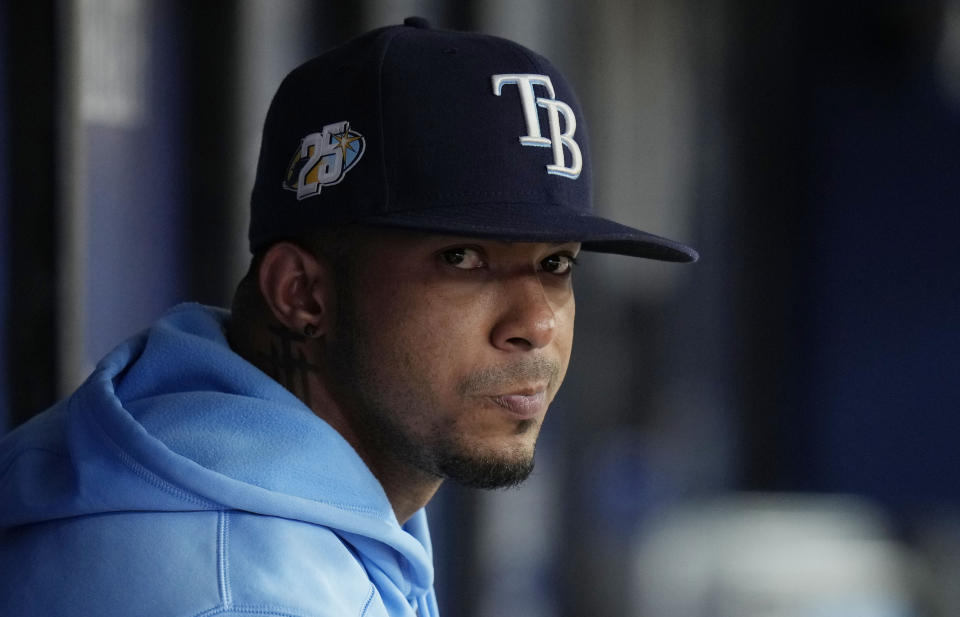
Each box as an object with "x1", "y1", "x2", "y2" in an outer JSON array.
[{"x1": 2, "y1": 1, "x2": 958, "y2": 615}]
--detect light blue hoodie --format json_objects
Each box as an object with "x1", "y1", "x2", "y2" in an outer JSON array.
[{"x1": 0, "y1": 303, "x2": 439, "y2": 617}]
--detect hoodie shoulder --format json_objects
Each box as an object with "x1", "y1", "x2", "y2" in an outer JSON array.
[
  {"x1": 0, "y1": 303, "x2": 437, "y2": 616},
  {"x1": 0, "y1": 509, "x2": 395, "y2": 617}
]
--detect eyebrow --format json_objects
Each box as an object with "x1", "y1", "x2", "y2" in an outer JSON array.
[{"x1": 486, "y1": 240, "x2": 580, "y2": 248}]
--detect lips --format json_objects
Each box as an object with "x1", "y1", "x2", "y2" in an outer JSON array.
[{"x1": 490, "y1": 390, "x2": 547, "y2": 419}]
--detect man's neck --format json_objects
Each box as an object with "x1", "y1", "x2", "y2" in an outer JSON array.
[
  {"x1": 228, "y1": 319, "x2": 440, "y2": 525},
  {"x1": 302, "y1": 384, "x2": 443, "y2": 524}
]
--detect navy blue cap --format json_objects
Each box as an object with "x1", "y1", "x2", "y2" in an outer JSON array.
[{"x1": 249, "y1": 17, "x2": 698, "y2": 262}]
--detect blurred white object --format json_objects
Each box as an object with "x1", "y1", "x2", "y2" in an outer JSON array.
[
  {"x1": 632, "y1": 493, "x2": 915, "y2": 617},
  {"x1": 79, "y1": 0, "x2": 149, "y2": 127}
]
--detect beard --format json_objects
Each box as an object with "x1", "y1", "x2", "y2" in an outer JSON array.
[
  {"x1": 354, "y1": 401, "x2": 538, "y2": 489},
  {"x1": 324, "y1": 286, "x2": 542, "y2": 490},
  {"x1": 327, "y1": 339, "x2": 539, "y2": 489},
  {"x1": 430, "y1": 443, "x2": 536, "y2": 489}
]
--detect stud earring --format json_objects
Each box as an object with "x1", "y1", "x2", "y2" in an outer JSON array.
[{"x1": 303, "y1": 323, "x2": 318, "y2": 338}]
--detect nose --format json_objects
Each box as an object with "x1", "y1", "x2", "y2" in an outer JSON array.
[{"x1": 490, "y1": 274, "x2": 559, "y2": 352}]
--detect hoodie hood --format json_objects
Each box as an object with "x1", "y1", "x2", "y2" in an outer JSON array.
[{"x1": 0, "y1": 303, "x2": 434, "y2": 604}]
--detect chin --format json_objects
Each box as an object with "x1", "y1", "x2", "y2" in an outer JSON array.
[
  {"x1": 439, "y1": 453, "x2": 535, "y2": 489},
  {"x1": 433, "y1": 435, "x2": 537, "y2": 489}
]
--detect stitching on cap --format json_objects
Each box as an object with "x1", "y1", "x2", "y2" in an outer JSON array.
[{"x1": 375, "y1": 29, "x2": 404, "y2": 213}]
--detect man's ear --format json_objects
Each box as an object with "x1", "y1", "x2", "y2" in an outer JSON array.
[{"x1": 258, "y1": 242, "x2": 334, "y2": 337}]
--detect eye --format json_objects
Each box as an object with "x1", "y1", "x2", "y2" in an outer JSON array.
[
  {"x1": 540, "y1": 253, "x2": 578, "y2": 275},
  {"x1": 441, "y1": 247, "x2": 486, "y2": 270}
]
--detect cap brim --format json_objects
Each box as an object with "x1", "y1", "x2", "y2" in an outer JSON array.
[{"x1": 359, "y1": 203, "x2": 699, "y2": 263}]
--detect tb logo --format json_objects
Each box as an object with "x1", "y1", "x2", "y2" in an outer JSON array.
[{"x1": 492, "y1": 73, "x2": 582, "y2": 179}]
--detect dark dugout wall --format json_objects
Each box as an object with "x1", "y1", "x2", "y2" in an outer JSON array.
[{"x1": 731, "y1": 1, "x2": 960, "y2": 510}]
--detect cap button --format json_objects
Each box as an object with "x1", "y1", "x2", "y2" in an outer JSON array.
[{"x1": 403, "y1": 16, "x2": 431, "y2": 29}]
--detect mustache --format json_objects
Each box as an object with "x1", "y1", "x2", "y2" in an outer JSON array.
[{"x1": 458, "y1": 355, "x2": 561, "y2": 395}]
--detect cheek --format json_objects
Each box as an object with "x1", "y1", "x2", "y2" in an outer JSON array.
[
  {"x1": 551, "y1": 296, "x2": 576, "y2": 393},
  {"x1": 388, "y1": 281, "x2": 490, "y2": 344},
  {"x1": 362, "y1": 285, "x2": 486, "y2": 385},
  {"x1": 561, "y1": 293, "x2": 575, "y2": 346}
]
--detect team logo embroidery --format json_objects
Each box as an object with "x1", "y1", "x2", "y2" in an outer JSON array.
[
  {"x1": 491, "y1": 74, "x2": 582, "y2": 179},
  {"x1": 283, "y1": 121, "x2": 365, "y2": 200}
]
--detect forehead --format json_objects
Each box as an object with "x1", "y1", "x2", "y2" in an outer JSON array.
[{"x1": 353, "y1": 228, "x2": 580, "y2": 253}]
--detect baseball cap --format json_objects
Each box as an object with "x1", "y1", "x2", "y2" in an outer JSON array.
[{"x1": 249, "y1": 17, "x2": 698, "y2": 262}]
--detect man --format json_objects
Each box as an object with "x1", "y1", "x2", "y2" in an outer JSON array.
[{"x1": 0, "y1": 17, "x2": 696, "y2": 617}]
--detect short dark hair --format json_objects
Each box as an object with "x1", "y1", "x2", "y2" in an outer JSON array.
[{"x1": 228, "y1": 226, "x2": 358, "y2": 341}]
